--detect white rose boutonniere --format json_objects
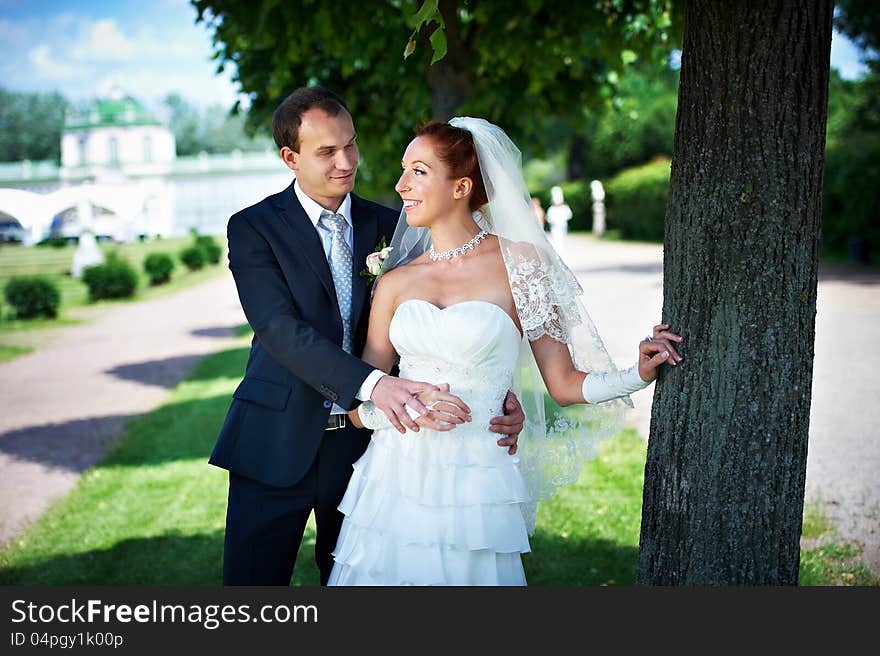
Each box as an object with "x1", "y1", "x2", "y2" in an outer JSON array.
[{"x1": 360, "y1": 237, "x2": 393, "y2": 283}]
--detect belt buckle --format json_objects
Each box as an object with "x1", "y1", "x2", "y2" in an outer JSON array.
[{"x1": 326, "y1": 414, "x2": 346, "y2": 431}]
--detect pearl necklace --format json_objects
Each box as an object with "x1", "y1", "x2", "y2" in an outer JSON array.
[{"x1": 429, "y1": 230, "x2": 489, "y2": 262}]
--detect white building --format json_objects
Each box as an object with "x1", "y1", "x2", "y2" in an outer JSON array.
[{"x1": 0, "y1": 92, "x2": 292, "y2": 245}]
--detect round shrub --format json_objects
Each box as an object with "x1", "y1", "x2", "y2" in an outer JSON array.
[
  {"x1": 3, "y1": 276, "x2": 61, "y2": 319},
  {"x1": 195, "y1": 235, "x2": 223, "y2": 265},
  {"x1": 37, "y1": 236, "x2": 71, "y2": 249},
  {"x1": 180, "y1": 245, "x2": 206, "y2": 271},
  {"x1": 143, "y1": 252, "x2": 175, "y2": 285},
  {"x1": 82, "y1": 255, "x2": 138, "y2": 301},
  {"x1": 605, "y1": 158, "x2": 671, "y2": 242}
]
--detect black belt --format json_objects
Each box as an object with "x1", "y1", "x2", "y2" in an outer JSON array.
[{"x1": 326, "y1": 414, "x2": 347, "y2": 431}]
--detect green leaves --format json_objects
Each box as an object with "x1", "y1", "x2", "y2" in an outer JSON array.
[
  {"x1": 403, "y1": 0, "x2": 445, "y2": 63},
  {"x1": 429, "y1": 24, "x2": 447, "y2": 64},
  {"x1": 411, "y1": 0, "x2": 440, "y2": 27},
  {"x1": 192, "y1": 0, "x2": 682, "y2": 199},
  {"x1": 0, "y1": 88, "x2": 68, "y2": 162}
]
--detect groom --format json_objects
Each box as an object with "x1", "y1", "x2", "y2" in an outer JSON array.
[{"x1": 210, "y1": 86, "x2": 524, "y2": 585}]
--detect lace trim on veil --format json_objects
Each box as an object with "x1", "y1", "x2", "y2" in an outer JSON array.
[{"x1": 501, "y1": 240, "x2": 582, "y2": 345}]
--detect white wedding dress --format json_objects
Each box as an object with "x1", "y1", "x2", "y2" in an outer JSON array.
[{"x1": 328, "y1": 298, "x2": 532, "y2": 586}]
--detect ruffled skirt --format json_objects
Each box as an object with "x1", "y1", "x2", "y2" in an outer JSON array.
[{"x1": 328, "y1": 422, "x2": 532, "y2": 586}]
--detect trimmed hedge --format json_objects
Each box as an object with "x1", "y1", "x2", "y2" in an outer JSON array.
[
  {"x1": 143, "y1": 252, "x2": 175, "y2": 286},
  {"x1": 604, "y1": 158, "x2": 671, "y2": 241},
  {"x1": 821, "y1": 134, "x2": 880, "y2": 263},
  {"x1": 533, "y1": 134, "x2": 880, "y2": 259},
  {"x1": 82, "y1": 255, "x2": 138, "y2": 301},
  {"x1": 3, "y1": 276, "x2": 61, "y2": 319}
]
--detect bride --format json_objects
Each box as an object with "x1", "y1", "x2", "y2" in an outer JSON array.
[{"x1": 327, "y1": 117, "x2": 682, "y2": 586}]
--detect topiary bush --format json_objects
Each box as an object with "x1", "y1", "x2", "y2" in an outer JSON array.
[
  {"x1": 37, "y1": 236, "x2": 71, "y2": 249},
  {"x1": 143, "y1": 252, "x2": 175, "y2": 285},
  {"x1": 82, "y1": 254, "x2": 138, "y2": 301},
  {"x1": 604, "y1": 158, "x2": 671, "y2": 242},
  {"x1": 3, "y1": 276, "x2": 61, "y2": 319},
  {"x1": 180, "y1": 245, "x2": 206, "y2": 271},
  {"x1": 194, "y1": 235, "x2": 223, "y2": 265}
]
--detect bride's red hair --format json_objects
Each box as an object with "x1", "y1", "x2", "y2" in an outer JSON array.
[{"x1": 416, "y1": 122, "x2": 488, "y2": 211}]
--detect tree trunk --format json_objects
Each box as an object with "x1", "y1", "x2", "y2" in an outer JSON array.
[
  {"x1": 427, "y1": 0, "x2": 471, "y2": 120},
  {"x1": 567, "y1": 133, "x2": 586, "y2": 181},
  {"x1": 637, "y1": 0, "x2": 833, "y2": 585}
]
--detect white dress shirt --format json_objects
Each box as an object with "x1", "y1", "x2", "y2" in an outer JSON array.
[{"x1": 293, "y1": 180, "x2": 384, "y2": 413}]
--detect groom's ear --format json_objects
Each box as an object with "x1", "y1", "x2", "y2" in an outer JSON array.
[
  {"x1": 280, "y1": 146, "x2": 298, "y2": 172},
  {"x1": 453, "y1": 177, "x2": 473, "y2": 200}
]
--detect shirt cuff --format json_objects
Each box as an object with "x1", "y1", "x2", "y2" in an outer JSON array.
[{"x1": 356, "y1": 369, "x2": 385, "y2": 402}]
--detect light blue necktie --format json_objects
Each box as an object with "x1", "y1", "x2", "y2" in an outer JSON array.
[{"x1": 319, "y1": 210, "x2": 353, "y2": 353}]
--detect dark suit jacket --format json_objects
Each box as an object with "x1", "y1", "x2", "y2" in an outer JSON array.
[{"x1": 209, "y1": 182, "x2": 399, "y2": 487}]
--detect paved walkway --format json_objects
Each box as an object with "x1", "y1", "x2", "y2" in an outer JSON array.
[
  {"x1": 1, "y1": 237, "x2": 877, "y2": 578},
  {"x1": 563, "y1": 234, "x2": 880, "y2": 575},
  {"x1": 0, "y1": 273, "x2": 246, "y2": 546}
]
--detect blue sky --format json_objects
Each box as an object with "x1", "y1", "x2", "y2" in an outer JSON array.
[
  {"x1": 0, "y1": 0, "x2": 241, "y2": 110},
  {"x1": 0, "y1": 0, "x2": 872, "y2": 112}
]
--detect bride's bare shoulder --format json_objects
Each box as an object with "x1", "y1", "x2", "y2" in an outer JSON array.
[{"x1": 374, "y1": 256, "x2": 430, "y2": 299}]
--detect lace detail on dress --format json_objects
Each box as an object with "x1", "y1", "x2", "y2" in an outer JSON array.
[
  {"x1": 504, "y1": 249, "x2": 582, "y2": 344},
  {"x1": 400, "y1": 355, "x2": 512, "y2": 423},
  {"x1": 400, "y1": 355, "x2": 512, "y2": 391}
]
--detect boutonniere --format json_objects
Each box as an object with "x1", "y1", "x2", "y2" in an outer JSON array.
[{"x1": 359, "y1": 236, "x2": 393, "y2": 283}]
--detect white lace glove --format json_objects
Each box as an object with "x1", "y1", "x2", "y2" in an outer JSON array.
[
  {"x1": 581, "y1": 363, "x2": 649, "y2": 404},
  {"x1": 356, "y1": 401, "x2": 420, "y2": 430}
]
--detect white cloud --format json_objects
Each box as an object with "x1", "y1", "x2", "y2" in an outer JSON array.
[
  {"x1": 28, "y1": 44, "x2": 87, "y2": 81},
  {"x1": 71, "y1": 18, "x2": 135, "y2": 62},
  {"x1": 0, "y1": 9, "x2": 242, "y2": 109}
]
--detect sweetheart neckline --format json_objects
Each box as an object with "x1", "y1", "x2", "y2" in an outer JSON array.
[{"x1": 393, "y1": 298, "x2": 523, "y2": 339}]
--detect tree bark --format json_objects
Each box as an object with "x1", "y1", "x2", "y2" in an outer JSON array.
[
  {"x1": 427, "y1": 0, "x2": 471, "y2": 120},
  {"x1": 637, "y1": 0, "x2": 834, "y2": 585}
]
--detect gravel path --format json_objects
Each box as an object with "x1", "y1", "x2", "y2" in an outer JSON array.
[
  {"x1": 564, "y1": 234, "x2": 879, "y2": 576},
  {"x1": 1, "y1": 237, "x2": 876, "y2": 578},
  {"x1": 0, "y1": 273, "x2": 246, "y2": 547}
]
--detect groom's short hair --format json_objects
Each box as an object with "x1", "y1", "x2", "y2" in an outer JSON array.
[{"x1": 273, "y1": 86, "x2": 349, "y2": 153}]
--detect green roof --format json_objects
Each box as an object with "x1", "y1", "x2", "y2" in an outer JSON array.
[{"x1": 64, "y1": 96, "x2": 163, "y2": 131}]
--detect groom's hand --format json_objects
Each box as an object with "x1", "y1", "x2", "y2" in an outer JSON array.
[
  {"x1": 490, "y1": 391, "x2": 524, "y2": 455},
  {"x1": 370, "y1": 375, "x2": 470, "y2": 434}
]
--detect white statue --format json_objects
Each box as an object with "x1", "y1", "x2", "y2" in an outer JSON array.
[
  {"x1": 590, "y1": 179, "x2": 606, "y2": 237},
  {"x1": 71, "y1": 229, "x2": 105, "y2": 278},
  {"x1": 546, "y1": 185, "x2": 573, "y2": 258}
]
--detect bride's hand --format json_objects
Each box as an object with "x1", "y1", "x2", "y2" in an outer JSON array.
[
  {"x1": 413, "y1": 383, "x2": 473, "y2": 432},
  {"x1": 637, "y1": 323, "x2": 684, "y2": 383}
]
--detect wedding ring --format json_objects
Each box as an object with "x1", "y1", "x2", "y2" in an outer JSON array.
[{"x1": 644, "y1": 335, "x2": 654, "y2": 342}]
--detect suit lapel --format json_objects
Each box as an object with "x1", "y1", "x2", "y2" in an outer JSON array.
[
  {"x1": 275, "y1": 183, "x2": 337, "y2": 303},
  {"x1": 349, "y1": 193, "x2": 378, "y2": 327}
]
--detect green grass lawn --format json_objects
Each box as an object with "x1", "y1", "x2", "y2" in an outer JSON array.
[
  {"x1": 0, "y1": 236, "x2": 228, "y2": 360},
  {"x1": 0, "y1": 236, "x2": 226, "y2": 320},
  {"x1": 0, "y1": 336, "x2": 875, "y2": 586},
  {"x1": 0, "y1": 343, "x2": 33, "y2": 362}
]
